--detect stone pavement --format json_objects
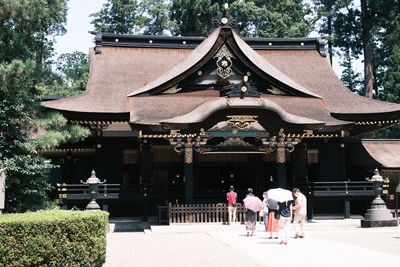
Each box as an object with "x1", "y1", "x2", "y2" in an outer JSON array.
[{"x1": 104, "y1": 219, "x2": 400, "y2": 267}]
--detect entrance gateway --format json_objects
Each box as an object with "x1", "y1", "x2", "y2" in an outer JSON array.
[{"x1": 42, "y1": 7, "x2": 400, "y2": 218}]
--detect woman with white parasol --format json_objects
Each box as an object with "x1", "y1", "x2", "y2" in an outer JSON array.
[{"x1": 266, "y1": 188, "x2": 294, "y2": 245}]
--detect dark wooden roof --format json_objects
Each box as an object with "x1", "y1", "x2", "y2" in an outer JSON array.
[
  {"x1": 127, "y1": 90, "x2": 349, "y2": 129},
  {"x1": 42, "y1": 24, "x2": 400, "y2": 134},
  {"x1": 350, "y1": 140, "x2": 400, "y2": 168},
  {"x1": 92, "y1": 31, "x2": 327, "y2": 56},
  {"x1": 127, "y1": 27, "x2": 320, "y2": 98}
]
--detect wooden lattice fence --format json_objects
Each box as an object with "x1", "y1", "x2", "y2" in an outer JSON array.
[{"x1": 168, "y1": 203, "x2": 264, "y2": 224}]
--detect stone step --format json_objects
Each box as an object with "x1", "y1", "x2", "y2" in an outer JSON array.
[{"x1": 108, "y1": 217, "x2": 156, "y2": 233}]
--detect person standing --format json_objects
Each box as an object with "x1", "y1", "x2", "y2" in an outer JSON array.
[
  {"x1": 226, "y1": 185, "x2": 237, "y2": 225},
  {"x1": 244, "y1": 188, "x2": 257, "y2": 236},
  {"x1": 292, "y1": 188, "x2": 307, "y2": 238},
  {"x1": 277, "y1": 200, "x2": 293, "y2": 245},
  {"x1": 262, "y1": 191, "x2": 269, "y2": 232},
  {"x1": 266, "y1": 204, "x2": 279, "y2": 239}
]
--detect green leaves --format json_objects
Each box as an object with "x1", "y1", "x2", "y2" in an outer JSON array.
[
  {"x1": 0, "y1": 1, "x2": 88, "y2": 212},
  {"x1": 39, "y1": 51, "x2": 90, "y2": 96},
  {"x1": 0, "y1": 210, "x2": 109, "y2": 267},
  {"x1": 33, "y1": 112, "x2": 90, "y2": 150},
  {"x1": 56, "y1": 51, "x2": 89, "y2": 90},
  {"x1": 231, "y1": 0, "x2": 313, "y2": 38},
  {"x1": 92, "y1": 0, "x2": 313, "y2": 37},
  {"x1": 0, "y1": 0, "x2": 67, "y2": 63},
  {"x1": 91, "y1": 0, "x2": 143, "y2": 34}
]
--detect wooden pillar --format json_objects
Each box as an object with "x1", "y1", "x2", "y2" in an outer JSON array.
[
  {"x1": 344, "y1": 197, "x2": 351, "y2": 219},
  {"x1": 184, "y1": 143, "x2": 194, "y2": 204},
  {"x1": 95, "y1": 131, "x2": 106, "y2": 179},
  {"x1": 304, "y1": 144, "x2": 313, "y2": 219},
  {"x1": 140, "y1": 140, "x2": 152, "y2": 222},
  {"x1": 276, "y1": 147, "x2": 287, "y2": 188},
  {"x1": 339, "y1": 143, "x2": 346, "y2": 181},
  {"x1": 307, "y1": 181, "x2": 314, "y2": 220},
  {"x1": 64, "y1": 152, "x2": 75, "y2": 183},
  {"x1": 340, "y1": 143, "x2": 350, "y2": 218}
]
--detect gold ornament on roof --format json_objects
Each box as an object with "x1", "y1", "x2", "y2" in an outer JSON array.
[
  {"x1": 226, "y1": 115, "x2": 258, "y2": 130},
  {"x1": 214, "y1": 44, "x2": 235, "y2": 79}
]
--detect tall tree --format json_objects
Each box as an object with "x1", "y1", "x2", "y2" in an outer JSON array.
[
  {"x1": 170, "y1": 0, "x2": 313, "y2": 37},
  {"x1": 333, "y1": 2, "x2": 363, "y2": 93},
  {"x1": 38, "y1": 51, "x2": 90, "y2": 97},
  {"x1": 0, "y1": 60, "x2": 53, "y2": 211},
  {"x1": 56, "y1": 51, "x2": 89, "y2": 92},
  {"x1": 141, "y1": 0, "x2": 177, "y2": 35},
  {"x1": 360, "y1": 0, "x2": 375, "y2": 98},
  {"x1": 0, "y1": 0, "x2": 67, "y2": 64},
  {"x1": 230, "y1": 0, "x2": 313, "y2": 38},
  {"x1": 91, "y1": 0, "x2": 144, "y2": 34},
  {"x1": 0, "y1": 0, "x2": 90, "y2": 212},
  {"x1": 313, "y1": 0, "x2": 343, "y2": 64},
  {"x1": 370, "y1": 0, "x2": 400, "y2": 138},
  {"x1": 169, "y1": 0, "x2": 221, "y2": 36}
]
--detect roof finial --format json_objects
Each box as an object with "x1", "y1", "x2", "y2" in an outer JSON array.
[{"x1": 208, "y1": 3, "x2": 238, "y2": 35}]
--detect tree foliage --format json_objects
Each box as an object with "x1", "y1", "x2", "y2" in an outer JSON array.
[
  {"x1": 0, "y1": 0, "x2": 90, "y2": 212},
  {"x1": 0, "y1": 60, "x2": 53, "y2": 211},
  {"x1": 91, "y1": 0, "x2": 145, "y2": 34},
  {"x1": 0, "y1": 0, "x2": 67, "y2": 63},
  {"x1": 230, "y1": 0, "x2": 313, "y2": 38},
  {"x1": 92, "y1": 0, "x2": 313, "y2": 37},
  {"x1": 169, "y1": 0, "x2": 221, "y2": 36}
]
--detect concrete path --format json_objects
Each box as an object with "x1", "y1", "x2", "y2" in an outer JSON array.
[{"x1": 104, "y1": 220, "x2": 400, "y2": 267}]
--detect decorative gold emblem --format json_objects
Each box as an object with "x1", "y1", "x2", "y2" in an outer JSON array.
[
  {"x1": 214, "y1": 44, "x2": 235, "y2": 79},
  {"x1": 226, "y1": 115, "x2": 258, "y2": 130},
  {"x1": 303, "y1": 129, "x2": 313, "y2": 135},
  {"x1": 221, "y1": 17, "x2": 228, "y2": 24},
  {"x1": 241, "y1": 86, "x2": 247, "y2": 92},
  {"x1": 170, "y1": 129, "x2": 180, "y2": 135},
  {"x1": 163, "y1": 85, "x2": 182, "y2": 94}
]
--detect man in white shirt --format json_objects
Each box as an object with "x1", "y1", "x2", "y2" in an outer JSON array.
[{"x1": 292, "y1": 188, "x2": 307, "y2": 238}]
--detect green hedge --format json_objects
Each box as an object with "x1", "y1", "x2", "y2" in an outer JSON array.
[{"x1": 0, "y1": 210, "x2": 109, "y2": 267}]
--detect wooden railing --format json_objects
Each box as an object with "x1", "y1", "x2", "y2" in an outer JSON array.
[
  {"x1": 311, "y1": 181, "x2": 375, "y2": 197},
  {"x1": 56, "y1": 183, "x2": 183, "y2": 210},
  {"x1": 168, "y1": 203, "x2": 264, "y2": 224}
]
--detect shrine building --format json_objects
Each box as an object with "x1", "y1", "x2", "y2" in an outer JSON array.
[{"x1": 42, "y1": 9, "x2": 400, "y2": 218}]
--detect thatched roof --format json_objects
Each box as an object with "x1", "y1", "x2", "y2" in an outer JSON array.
[
  {"x1": 350, "y1": 140, "x2": 400, "y2": 168},
  {"x1": 42, "y1": 25, "x2": 400, "y2": 133}
]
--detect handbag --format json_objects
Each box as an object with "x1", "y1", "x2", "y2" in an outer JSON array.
[{"x1": 228, "y1": 192, "x2": 237, "y2": 207}]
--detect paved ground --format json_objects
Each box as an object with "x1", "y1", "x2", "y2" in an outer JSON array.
[{"x1": 104, "y1": 220, "x2": 400, "y2": 267}]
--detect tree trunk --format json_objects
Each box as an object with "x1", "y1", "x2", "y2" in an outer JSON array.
[
  {"x1": 328, "y1": 14, "x2": 333, "y2": 65},
  {"x1": 361, "y1": 0, "x2": 374, "y2": 98}
]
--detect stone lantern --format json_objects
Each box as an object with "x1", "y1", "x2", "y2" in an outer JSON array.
[
  {"x1": 361, "y1": 168, "x2": 397, "y2": 227},
  {"x1": 81, "y1": 170, "x2": 106, "y2": 211}
]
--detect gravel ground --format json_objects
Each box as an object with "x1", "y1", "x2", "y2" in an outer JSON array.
[
  {"x1": 104, "y1": 232, "x2": 266, "y2": 267},
  {"x1": 310, "y1": 230, "x2": 400, "y2": 256},
  {"x1": 104, "y1": 220, "x2": 400, "y2": 267}
]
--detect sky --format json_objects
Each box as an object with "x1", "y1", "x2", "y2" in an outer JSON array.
[
  {"x1": 53, "y1": 0, "x2": 106, "y2": 56},
  {"x1": 54, "y1": 0, "x2": 363, "y2": 79}
]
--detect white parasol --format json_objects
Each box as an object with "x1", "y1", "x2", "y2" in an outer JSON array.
[{"x1": 266, "y1": 188, "x2": 293, "y2": 203}]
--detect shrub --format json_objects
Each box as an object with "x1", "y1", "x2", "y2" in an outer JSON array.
[{"x1": 0, "y1": 210, "x2": 109, "y2": 267}]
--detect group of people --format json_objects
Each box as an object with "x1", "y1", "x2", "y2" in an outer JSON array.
[{"x1": 226, "y1": 186, "x2": 307, "y2": 245}]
